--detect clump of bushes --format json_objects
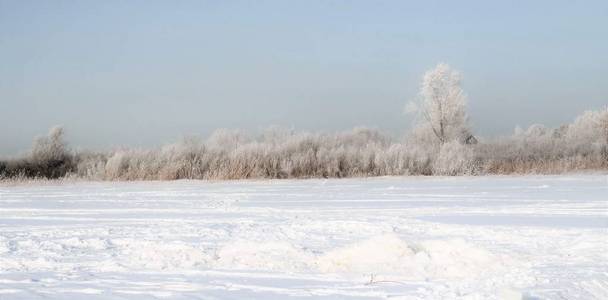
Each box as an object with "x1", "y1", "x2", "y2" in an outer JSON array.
[
  {"x1": 0, "y1": 126, "x2": 75, "y2": 179},
  {"x1": 1, "y1": 106, "x2": 606, "y2": 181},
  {"x1": 477, "y1": 106, "x2": 608, "y2": 174}
]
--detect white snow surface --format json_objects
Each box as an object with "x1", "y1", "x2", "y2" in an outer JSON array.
[{"x1": 0, "y1": 175, "x2": 606, "y2": 299}]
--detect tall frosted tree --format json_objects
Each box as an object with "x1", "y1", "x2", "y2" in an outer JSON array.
[{"x1": 408, "y1": 63, "x2": 472, "y2": 145}]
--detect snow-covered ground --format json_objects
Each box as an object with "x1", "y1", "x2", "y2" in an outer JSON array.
[{"x1": 0, "y1": 175, "x2": 606, "y2": 299}]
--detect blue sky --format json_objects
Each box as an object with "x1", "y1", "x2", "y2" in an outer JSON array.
[{"x1": 1, "y1": 0, "x2": 606, "y2": 155}]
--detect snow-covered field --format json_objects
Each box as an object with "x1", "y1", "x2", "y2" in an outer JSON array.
[{"x1": 0, "y1": 175, "x2": 606, "y2": 299}]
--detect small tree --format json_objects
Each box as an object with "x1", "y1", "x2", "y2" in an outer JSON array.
[
  {"x1": 31, "y1": 126, "x2": 68, "y2": 162},
  {"x1": 28, "y1": 126, "x2": 74, "y2": 178},
  {"x1": 407, "y1": 63, "x2": 471, "y2": 145}
]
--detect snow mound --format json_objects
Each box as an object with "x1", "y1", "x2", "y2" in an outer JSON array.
[
  {"x1": 317, "y1": 234, "x2": 417, "y2": 274},
  {"x1": 114, "y1": 239, "x2": 211, "y2": 270},
  {"x1": 213, "y1": 234, "x2": 503, "y2": 279},
  {"x1": 317, "y1": 234, "x2": 500, "y2": 279},
  {"x1": 215, "y1": 240, "x2": 314, "y2": 272}
]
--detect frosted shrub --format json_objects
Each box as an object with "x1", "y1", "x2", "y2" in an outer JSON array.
[
  {"x1": 159, "y1": 137, "x2": 208, "y2": 180},
  {"x1": 207, "y1": 129, "x2": 249, "y2": 151},
  {"x1": 566, "y1": 107, "x2": 608, "y2": 153},
  {"x1": 30, "y1": 126, "x2": 68, "y2": 163},
  {"x1": 433, "y1": 141, "x2": 475, "y2": 176},
  {"x1": 4, "y1": 126, "x2": 76, "y2": 179},
  {"x1": 75, "y1": 152, "x2": 106, "y2": 180},
  {"x1": 374, "y1": 144, "x2": 411, "y2": 175},
  {"x1": 104, "y1": 151, "x2": 129, "y2": 180},
  {"x1": 0, "y1": 126, "x2": 75, "y2": 179},
  {"x1": 476, "y1": 107, "x2": 608, "y2": 174}
]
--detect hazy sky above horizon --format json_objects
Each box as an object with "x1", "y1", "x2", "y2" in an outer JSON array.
[{"x1": 1, "y1": 0, "x2": 607, "y2": 155}]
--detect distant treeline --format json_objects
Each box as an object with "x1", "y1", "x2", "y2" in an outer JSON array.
[
  {"x1": 2, "y1": 64, "x2": 607, "y2": 181},
  {"x1": 1, "y1": 108, "x2": 606, "y2": 181}
]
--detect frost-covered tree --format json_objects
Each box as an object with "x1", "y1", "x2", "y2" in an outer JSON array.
[
  {"x1": 408, "y1": 63, "x2": 471, "y2": 145},
  {"x1": 565, "y1": 106, "x2": 608, "y2": 146},
  {"x1": 565, "y1": 106, "x2": 608, "y2": 161}
]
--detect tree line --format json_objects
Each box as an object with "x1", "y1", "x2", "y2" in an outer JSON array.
[{"x1": 1, "y1": 64, "x2": 606, "y2": 180}]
